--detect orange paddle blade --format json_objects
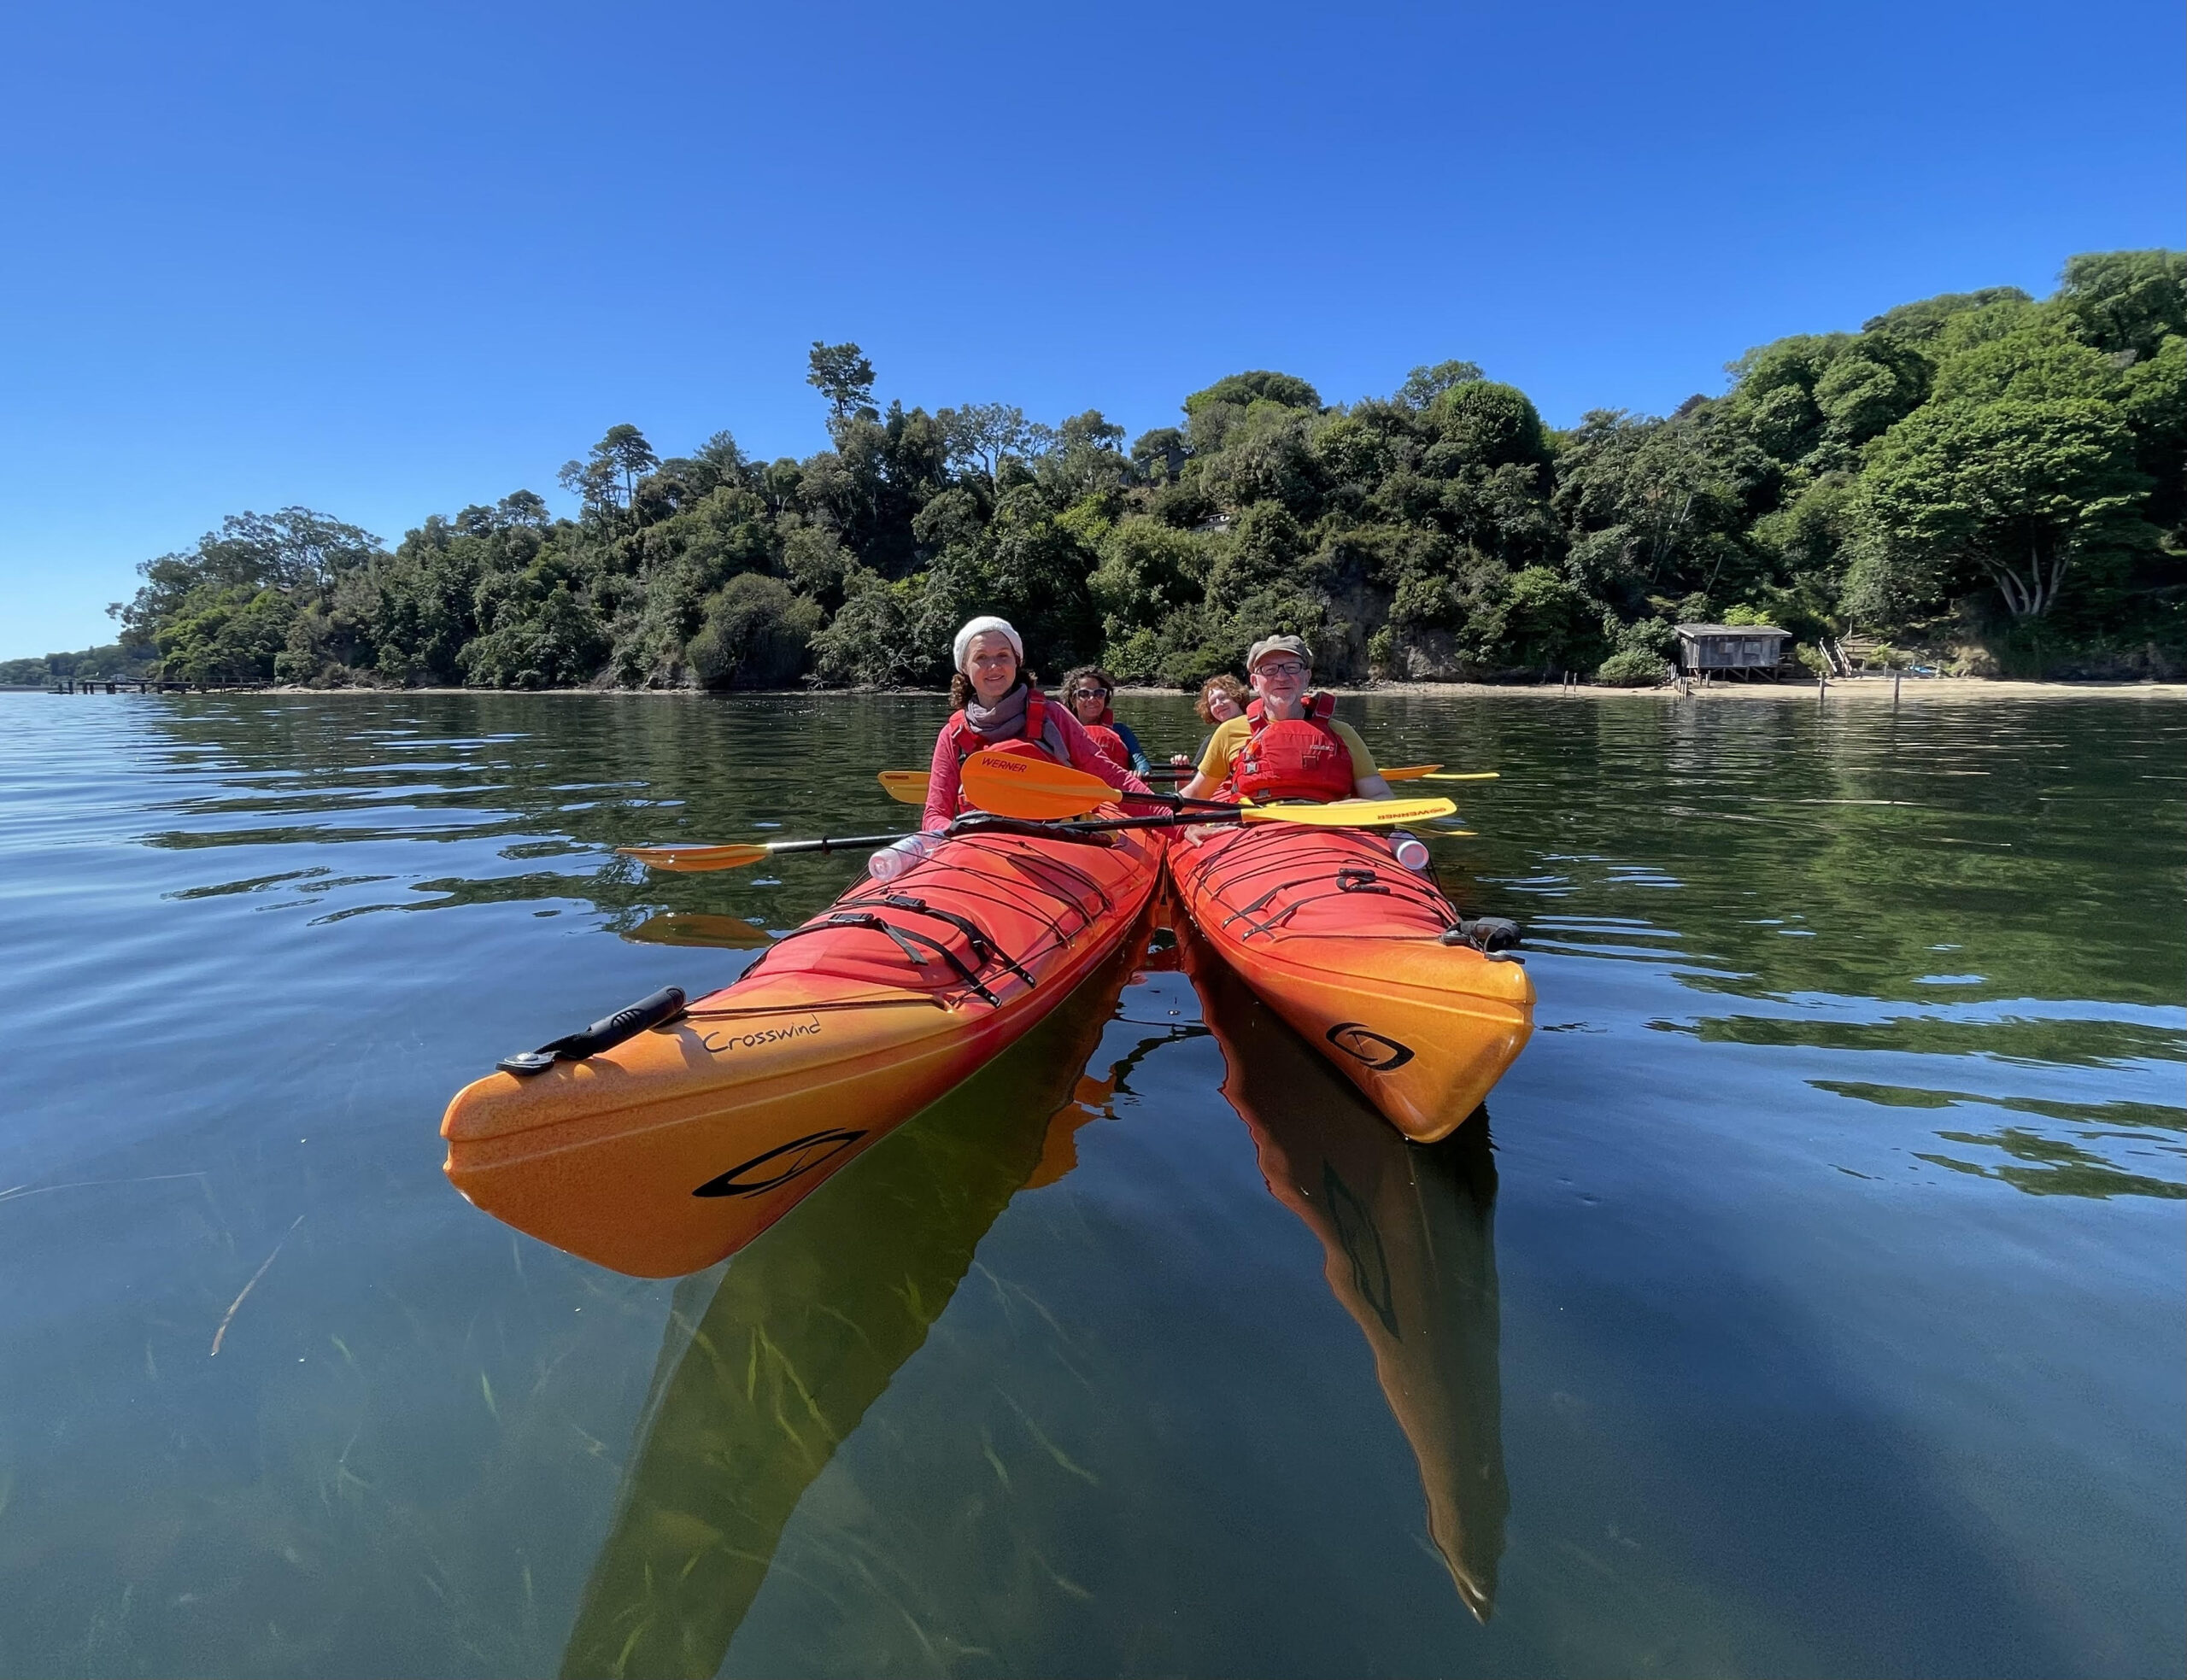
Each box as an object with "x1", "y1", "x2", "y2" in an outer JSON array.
[
  {"x1": 619, "y1": 911, "x2": 775, "y2": 948},
  {"x1": 884, "y1": 765, "x2": 1184, "y2": 801},
  {"x1": 961, "y1": 750, "x2": 1120, "y2": 819},
  {"x1": 619, "y1": 843, "x2": 772, "y2": 873},
  {"x1": 1241, "y1": 797, "x2": 1456, "y2": 828},
  {"x1": 1379, "y1": 764, "x2": 1443, "y2": 781}
]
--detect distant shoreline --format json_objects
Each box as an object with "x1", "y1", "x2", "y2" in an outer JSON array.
[{"x1": 17, "y1": 678, "x2": 2187, "y2": 702}]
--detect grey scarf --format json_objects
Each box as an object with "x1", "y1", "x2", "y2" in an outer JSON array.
[
  {"x1": 965, "y1": 682, "x2": 1069, "y2": 760},
  {"x1": 963, "y1": 682, "x2": 1030, "y2": 740}
]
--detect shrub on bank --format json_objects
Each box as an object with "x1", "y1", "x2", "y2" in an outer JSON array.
[
  {"x1": 687, "y1": 574, "x2": 824, "y2": 688},
  {"x1": 1595, "y1": 648, "x2": 1672, "y2": 688}
]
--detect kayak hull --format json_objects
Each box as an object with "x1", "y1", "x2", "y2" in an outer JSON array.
[
  {"x1": 443, "y1": 819, "x2": 1160, "y2": 1275},
  {"x1": 1166, "y1": 822, "x2": 1533, "y2": 1141}
]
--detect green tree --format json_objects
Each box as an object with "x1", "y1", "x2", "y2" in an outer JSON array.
[
  {"x1": 686, "y1": 574, "x2": 824, "y2": 688},
  {"x1": 1845, "y1": 398, "x2": 2155, "y2": 623},
  {"x1": 1183, "y1": 370, "x2": 1322, "y2": 413},
  {"x1": 1863, "y1": 287, "x2": 2032, "y2": 342},
  {"x1": 1396, "y1": 359, "x2": 1486, "y2": 409},
  {"x1": 930, "y1": 486, "x2": 1099, "y2": 669},
  {"x1": 2118, "y1": 334, "x2": 2187, "y2": 533},
  {"x1": 1931, "y1": 326, "x2": 2122, "y2": 407},
  {"x1": 111, "y1": 508, "x2": 385, "y2": 678},
  {"x1": 807, "y1": 342, "x2": 878, "y2": 428},
  {"x1": 1034, "y1": 410, "x2": 1130, "y2": 504},
  {"x1": 809, "y1": 566, "x2": 957, "y2": 687},
  {"x1": 939, "y1": 402, "x2": 1034, "y2": 483},
  {"x1": 2054, "y1": 250, "x2": 2187, "y2": 362},
  {"x1": 461, "y1": 547, "x2": 611, "y2": 688},
  {"x1": 1089, "y1": 518, "x2": 1207, "y2": 659}
]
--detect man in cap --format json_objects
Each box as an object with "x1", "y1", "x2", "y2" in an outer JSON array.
[{"x1": 1178, "y1": 635, "x2": 1396, "y2": 806}]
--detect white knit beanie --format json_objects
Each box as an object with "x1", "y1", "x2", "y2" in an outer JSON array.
[{"x1": 952, "y1": 615, "x2": 1024, "y2": 672}]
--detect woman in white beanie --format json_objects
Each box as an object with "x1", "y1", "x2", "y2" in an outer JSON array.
[{"x1": 910, "y1": 617, "x2": 1152, "y2": 838}]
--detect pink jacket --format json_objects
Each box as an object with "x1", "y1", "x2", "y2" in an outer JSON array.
[{"x1": 922, "y1": 705, "x2": 1156, "y2": 832}]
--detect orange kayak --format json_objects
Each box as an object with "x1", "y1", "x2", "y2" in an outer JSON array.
[
  {"x1": 443, "y1": 817, "x2": 1162, "y2": 1276},
  {"x1": 1165, "y1": 822, "x2": 1533, "y2": 1141}
]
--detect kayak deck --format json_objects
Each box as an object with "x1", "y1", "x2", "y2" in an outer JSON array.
[
  {"x1": 443, "y1": 820, "x2": 1161, "y2": 1275},
  {"x1": 1167, "y1": 822, "x2": 1533, "y2": 1141}
]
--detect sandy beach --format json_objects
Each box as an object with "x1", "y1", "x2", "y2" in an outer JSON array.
[
  {"x1": 1289, "y1": 676, "x2": 2187, "y2": 703},
  {"x1": 22, "y1": 676, "x2": 2187, "y2": 702}
]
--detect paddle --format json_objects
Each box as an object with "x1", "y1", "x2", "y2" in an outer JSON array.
[
  {"x1": 620, "y1": 832, "x2": 912, "y2": 874},
  {"x1": 960, "y1": 750, "x2": 1455, "y2": 828},
  {"x1": 621, "y1": 811, "x2": 1191, "y2": 875},
  {"x1": 877, "y1": 762, "x2": 1464, "y2": 805}
]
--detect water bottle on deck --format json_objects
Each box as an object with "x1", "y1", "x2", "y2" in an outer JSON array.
[{"x1": 867, "y1": 832, "x2": 939, "y2": 882}]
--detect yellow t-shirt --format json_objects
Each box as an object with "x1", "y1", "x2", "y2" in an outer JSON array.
[{"x1": 1197, "y1": 714, "x2": 1378, "y2": 787}]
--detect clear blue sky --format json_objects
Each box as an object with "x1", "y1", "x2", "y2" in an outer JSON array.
[{"x1": 3, "y1": 0, "x2": 2179, "y2": 658}]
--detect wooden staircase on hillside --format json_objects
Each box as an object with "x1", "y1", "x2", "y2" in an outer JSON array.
[{"x1": 1824, "y1": 635, "x2": 1887, "y2": 676}]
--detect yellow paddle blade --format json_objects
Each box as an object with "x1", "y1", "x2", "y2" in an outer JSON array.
[
  {"x1": 1240, "y1": 796, "x2": 1457, "y2": 828},
  {"x1": 619, "y1": 843, "x2": 772, "y2": 873},
  {"x1": 1422, "y1": 771, "x2": 1499, "y2": 781},
  {"x1": 961, "y1": 749, "x2": 1120, "y2": 819},
  {"x1": 1379, "y1": 764, "x2": 1443, "y2": 781}
]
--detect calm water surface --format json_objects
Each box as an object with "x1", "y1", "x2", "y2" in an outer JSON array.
[{"x1": 1, "y1": 689, "x2": 2180, "y2": 1678}]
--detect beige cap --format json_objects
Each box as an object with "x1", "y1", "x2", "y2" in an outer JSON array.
[{"x1": 1246, "y1": 634, "x2": 1311, "y2": 671}]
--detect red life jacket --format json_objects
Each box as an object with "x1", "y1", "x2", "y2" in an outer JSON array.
[
  {"x1": 1228, "y1": 693, "x2": 1357, "y2": 803},
  {"x1": 1082, "y1": 723, "x2": 1129, "y2": 768},
  {"x1": 944, "y1": 691, "x2": 1065, "y2": 814}
]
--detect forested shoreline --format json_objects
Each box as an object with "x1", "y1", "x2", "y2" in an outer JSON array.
[{"x1": 14, "y1": 249, "x2": 2180, "y2": 693}]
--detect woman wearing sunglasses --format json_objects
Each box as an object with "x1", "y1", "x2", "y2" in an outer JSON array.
[{"x1": 1057, "y1": 665, "x2": 1152, "y2": 776}]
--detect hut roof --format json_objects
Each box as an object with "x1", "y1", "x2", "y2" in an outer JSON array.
[{"x1": 1676, "y1": 623, "x2": 1787, "y2": 638}]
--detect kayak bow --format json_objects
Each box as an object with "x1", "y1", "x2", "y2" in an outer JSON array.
[{"x1": 1166, "y1": 822, "x2": 1533, "y2": 1140}]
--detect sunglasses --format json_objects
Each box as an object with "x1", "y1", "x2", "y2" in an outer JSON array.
[{"x1": 1074, "y1": 686, "x2": 1111, "y2": 700}]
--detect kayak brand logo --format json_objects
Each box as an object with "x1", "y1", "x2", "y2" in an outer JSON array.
[
  {"x1": 1325, "y1": 1022, "x2": 1416, "y2": 1071},
  {"x1": 701, "y1": 1014, "x2": 821, "y2": 1055},
  {"x1": 693, "y1": 1129, "x2": 867, "y2": 1198}
]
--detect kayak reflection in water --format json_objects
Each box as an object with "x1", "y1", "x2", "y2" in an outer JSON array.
[
  {"x1": 1176, "y1": 635, "x2": 1427, "y2": 873},
  {"x1": 873, "y1": 615, "x2": 1154, "y2": 881},
  {"x1": 559, "y1": 936, "x2": 1149, "y2": 1680},
  {"x1": 1183, "y1": 926, "x2": 1509, "y2": 1619}
]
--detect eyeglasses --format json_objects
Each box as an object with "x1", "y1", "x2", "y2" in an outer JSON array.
[
  {"x1": 1074, "y1": 687, "x2": 1110, "y2": 700},
  {"x1": 1255, "y1": 661, "x2": 1309, "y2": 678}
]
